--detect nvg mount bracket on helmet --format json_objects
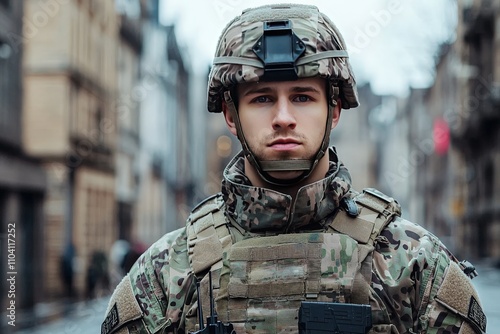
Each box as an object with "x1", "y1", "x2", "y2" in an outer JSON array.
[{"x1": 252, "y1": 20, "x2": 305, "y2": 82}]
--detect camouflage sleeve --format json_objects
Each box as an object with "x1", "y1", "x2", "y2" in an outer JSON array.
[
  {"x1": 372, "y1": 217, "x2": 486, "y2": 334},
  {"x1": 101, "y1": 227, "x2": 195, "y2": 334}
]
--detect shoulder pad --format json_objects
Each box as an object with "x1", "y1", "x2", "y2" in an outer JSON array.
[
  {"x1": 101, "y1": 275, "x2": 145, "y2": 334},
  {"x1": 357, "y1": 188, "x2": 401, "y2": 217},
  {"x1": 434, "y1": 261, "x2": 486, "y2": 334},
  {"x1": 331, "y1": 188, "x2": 401, "y2": 245}
]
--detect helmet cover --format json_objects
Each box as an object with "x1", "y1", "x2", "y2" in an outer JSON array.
[{"x1": 207, "y1": 3, "x2": 359, "y2": 112}]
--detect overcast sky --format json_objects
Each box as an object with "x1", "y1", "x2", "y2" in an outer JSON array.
[{"x1": 159, "y1": 0, "x2": 457, "y2": 96}]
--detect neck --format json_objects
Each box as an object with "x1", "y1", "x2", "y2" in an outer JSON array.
[{"x1": 244, "y1": 150, "x2": 331, "y2": 199}]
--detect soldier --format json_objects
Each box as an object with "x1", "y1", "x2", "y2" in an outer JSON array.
[{"x1": 102, "y1": 4, "x2": 486, "y2": 334}]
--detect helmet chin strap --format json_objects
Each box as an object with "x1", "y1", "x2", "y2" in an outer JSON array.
[{"x1": 223, "y1": 89, "x2": 336, "y2": 186}]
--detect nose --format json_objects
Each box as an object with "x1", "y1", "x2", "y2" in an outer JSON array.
[{"x1": 272, "y1": 98, "x2": 296, "y2": 130}]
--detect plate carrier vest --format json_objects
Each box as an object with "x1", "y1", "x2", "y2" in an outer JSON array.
[{"x1": 184, "y1": 188, "x2": 402, "y2": 333}]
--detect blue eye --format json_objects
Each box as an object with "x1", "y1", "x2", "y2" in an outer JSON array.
[
  {"x1": 294, "y1": 95, "x2": 311, "y2": 102},
  {"x1": 253, "y1": 96, "x2": 270, "y2": 103}
]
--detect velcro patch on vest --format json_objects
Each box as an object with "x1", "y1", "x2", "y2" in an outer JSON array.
[
  {"x1": 331, "y1": 211, "x2": 375, "y2": 244},
  {"x1": 435, "y1": 261, "x2": 486, "y2": 333}
]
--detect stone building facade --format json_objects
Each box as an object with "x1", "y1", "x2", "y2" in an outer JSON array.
[
  {"x1": 403, "y1": 0, "x2": 500, "y2": 260},
  {"x1": 22, "y1": 0, "x2": 119, "y2": 299},
  {"x1": 453, "y1": 0, "x2": 500, "y2": 260},
  {"x1": 115, "y1": 1, "x2": 143, "y2": 245},
  {"x1": 0, "y1": 0, "x2": 211, "y2": 309},
  {"x1": 0, "y1": 0, "x2": 46, "y2": 315}
]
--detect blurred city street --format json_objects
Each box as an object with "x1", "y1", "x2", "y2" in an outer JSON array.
[
  {"x1": 1, "y1": 0, "x2": 499, "y2": 333},
  {"x1": 14, "y1": 296, "x2": 109, "y2": 334}
]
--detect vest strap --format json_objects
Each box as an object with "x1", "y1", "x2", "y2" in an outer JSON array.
[{"x1": 187, "y1": 195, "x2": 231, "y2": 276}]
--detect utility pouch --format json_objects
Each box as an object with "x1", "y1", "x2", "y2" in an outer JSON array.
[{"x1": 298, "y1": 302, "x2": 372, "y2": 334}]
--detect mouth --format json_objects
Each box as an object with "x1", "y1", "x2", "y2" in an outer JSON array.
[{"x1": 268, "y1": 138, "x2": 301, "y2": 150}]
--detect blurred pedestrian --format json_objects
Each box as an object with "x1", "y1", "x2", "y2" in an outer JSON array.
[
  {"x1": 121, "y1": 241, "x2": 146, "y2": 274},
  {"x1": 108, "y1": 239, "x2": 130, "y2": 287},
  {"x1": 85, "y1": 251, "x2": 109, "y2": 300},
  {"x1": 60, "y1": 242, "x2": 75, "y2": 299}
]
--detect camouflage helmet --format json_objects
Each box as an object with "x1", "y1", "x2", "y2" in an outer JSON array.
[{"x1": 207, "y1": 3, "x2": 359, "y2": 113}]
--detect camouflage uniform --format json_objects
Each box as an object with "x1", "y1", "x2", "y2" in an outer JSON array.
[
  {"x1": 102, "y1": 4, "x2": 486, "y2": 334},
  {"x1": 102, "y1": 149, "x2": 486, "y2": 334}
]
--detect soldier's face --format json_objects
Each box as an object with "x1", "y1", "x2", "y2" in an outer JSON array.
[{"x1": 225, "y1": 78, "x2": 339, "y2": 179}]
